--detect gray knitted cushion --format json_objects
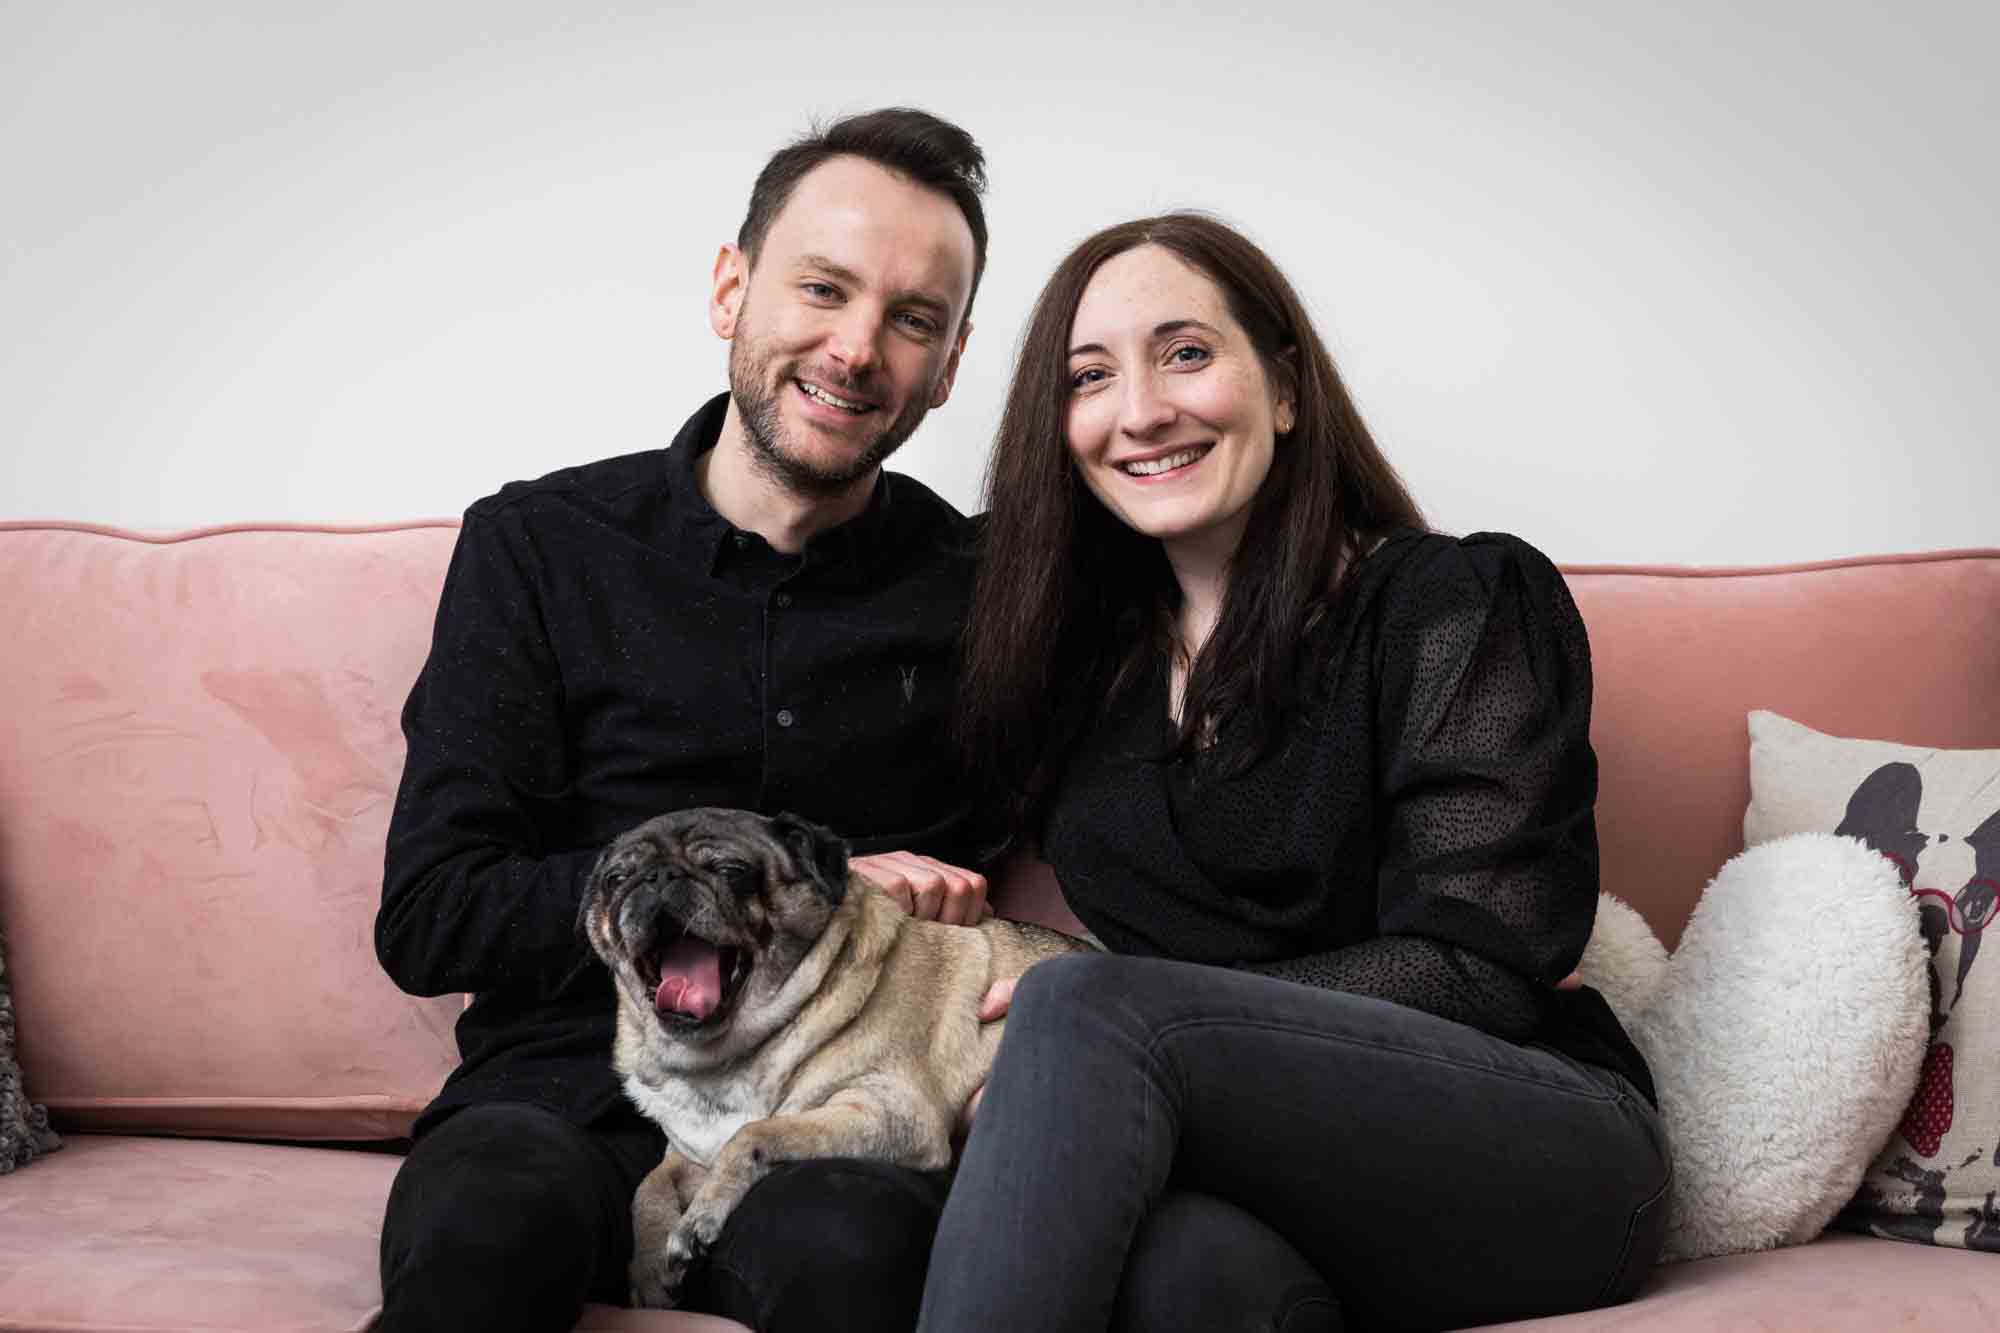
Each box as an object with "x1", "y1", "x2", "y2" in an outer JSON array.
[{"x1": 1, "y1": 922, "x2": 61, "y2": 1173}]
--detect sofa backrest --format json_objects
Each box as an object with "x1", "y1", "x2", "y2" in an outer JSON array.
[
  {"x1": 1568, "y1": 550, "x2": 2000, "y2": 948},
  {"x1": 4, "y1": 522, "x2": 1995, "y2": 1139},
  {"x1": 0, "y1": 521, "x2": 465, "y2": 1140}
]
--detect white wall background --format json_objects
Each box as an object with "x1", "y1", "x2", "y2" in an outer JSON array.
[{"x1": 3, "y1": 0, "x2": 1993, "y2": 563}]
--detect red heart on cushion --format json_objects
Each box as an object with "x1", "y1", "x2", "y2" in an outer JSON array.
[{"x1": 1898, "y1": 1041, "x2": 1954, "y2": 1157}]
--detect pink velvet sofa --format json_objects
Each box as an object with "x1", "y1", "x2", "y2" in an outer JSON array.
[{"x1": 1, "y1": 519, "x2": 1995, "y2": 1332}]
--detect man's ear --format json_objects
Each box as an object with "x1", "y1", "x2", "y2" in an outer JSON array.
[
  {"x1": 770, "y1": 812, "x2": 850, "y2": 904},
  {"x1": 710, "y1": 243, "x2": 749, "y2": 340},
  {"x1": 930, "y1": 318, "x2": 973, "y2": 409}
]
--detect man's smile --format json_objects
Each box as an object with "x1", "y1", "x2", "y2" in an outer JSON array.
[{"x1": 795, "y1": 377, "x2": 877, "y2": 415}]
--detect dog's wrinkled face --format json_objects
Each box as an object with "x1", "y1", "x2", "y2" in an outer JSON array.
[{"x1": 580, "y1": 808, "x2": 850, "y2": 1041}]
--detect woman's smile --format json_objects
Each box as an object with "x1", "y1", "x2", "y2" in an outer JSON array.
[{"x1": 1115, "y1": 443, "x2": 1214, "y2": 479}]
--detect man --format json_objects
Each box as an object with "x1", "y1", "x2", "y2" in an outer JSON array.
[{"x1": 374, "y1": 107, "x2": 993, "y2": 1333}]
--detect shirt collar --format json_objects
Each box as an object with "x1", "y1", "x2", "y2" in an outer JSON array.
[{"x1": 663, "y1": 392, "x2": 899, "y2": 580}]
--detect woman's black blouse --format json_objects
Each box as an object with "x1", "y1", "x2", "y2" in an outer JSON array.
[{"x1": 1040, "y1": 530, "x2": 1655, "y2": 1103}]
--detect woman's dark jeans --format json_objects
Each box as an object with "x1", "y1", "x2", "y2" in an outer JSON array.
[{"x1": 918, "y1": 953, "x2": 1671, "y2": 1333}]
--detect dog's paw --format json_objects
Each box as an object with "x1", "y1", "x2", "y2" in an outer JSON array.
[
  {"x1": 629, "y1": 1246, "x2": 689, "y2": 1310},
  {"x1": 665, "y1": 1201, "x2": 725, "y2": 1278}
]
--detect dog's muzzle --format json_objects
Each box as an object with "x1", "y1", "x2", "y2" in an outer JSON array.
[
  {"x1": 618, "y1": 882, "x2": 750, "y2": 1027},
  {"x1": 642, "y1": 920, "x2": 746, "y2": 1024}
]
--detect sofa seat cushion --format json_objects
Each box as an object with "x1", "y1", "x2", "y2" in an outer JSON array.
[
  {"x1": 1485, "y1": 1231, "x2": 1999, "y2": 1329},
  {"x1": 0, "y1": 1133, "x2": 401, "y2": 1331},
  {"x1": 0, "y1": 1133, "x2": 752, "y2": 1333}
]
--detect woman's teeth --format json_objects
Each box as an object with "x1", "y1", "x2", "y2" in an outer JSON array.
[
  {"x1": 1120, "y1": 446, "x2": 1209, "y2": 477},
  {"x1": 799, "y1": 380, "x2": 867, "y2": 413}
]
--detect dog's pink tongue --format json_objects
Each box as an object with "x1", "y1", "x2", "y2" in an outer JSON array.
[{"x1": 654, "y1": 937, "x2": 723, "y2": 1020}]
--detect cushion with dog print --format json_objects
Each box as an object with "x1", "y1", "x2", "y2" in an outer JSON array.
[{"x1": 1745, "y1": 709, "x2": 2000, "y2": 1251}]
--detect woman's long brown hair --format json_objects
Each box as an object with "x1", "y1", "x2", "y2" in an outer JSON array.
[{"x1": 958, "y1": 212, "x2": 1426, "y2": 846}]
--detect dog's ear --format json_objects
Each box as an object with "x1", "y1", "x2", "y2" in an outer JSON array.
[{"x1": 770, "y1": 812, "x2": 850, "y2": 904}]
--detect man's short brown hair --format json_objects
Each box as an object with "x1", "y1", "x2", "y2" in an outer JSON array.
[{"x1": 738, "y1": 107, "x2": 989, "y2": 322}]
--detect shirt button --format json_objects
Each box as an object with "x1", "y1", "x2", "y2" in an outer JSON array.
[
  {"x1": 775, "y1": 591, "x2": 793, "y2": 609},
  {"x1": 775, "y1": 708, "x2": 796, "y2": 728},
  {"x1": 732, "y1": 533, "x2": 751, "y2": 549}
]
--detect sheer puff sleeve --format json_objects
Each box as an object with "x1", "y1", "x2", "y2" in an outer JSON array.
[{"x1": 1245, "y1": 533, "x2": 1598, "y2": 1040}]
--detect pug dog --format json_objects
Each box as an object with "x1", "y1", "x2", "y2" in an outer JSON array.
[{"x1": 578, "y1": 806, "x2": 1093, "y2": 1308}]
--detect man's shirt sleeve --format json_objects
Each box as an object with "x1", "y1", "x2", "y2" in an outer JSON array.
[{"x1": 375, "y1": 507, "x2": 601, "y2": 997}]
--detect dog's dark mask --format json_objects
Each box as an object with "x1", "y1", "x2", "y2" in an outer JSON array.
[{"x1": 580, "y1": 808, "x2": 851, "y2": 1030}]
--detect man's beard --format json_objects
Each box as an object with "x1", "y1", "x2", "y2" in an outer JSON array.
[{"x1": 729, "y1": 312, "x2": 937, "y2": 499}]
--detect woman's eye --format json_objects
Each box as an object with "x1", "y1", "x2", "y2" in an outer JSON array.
[
  {"x1": 1168, "y1": 344, "x2": 1210, "y2": 367},
  {"x1": 1070, "y1": 367, "x2": 1107, "y2": 391},
  {"x1": 803, "y1": 282, "x2": 837, "y2": 300}
]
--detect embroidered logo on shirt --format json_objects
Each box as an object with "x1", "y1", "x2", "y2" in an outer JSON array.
[{"x1": 900, "y1": 665, "x2": 918, "y2": 705}]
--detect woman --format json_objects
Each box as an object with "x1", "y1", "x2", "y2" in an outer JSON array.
[{"x1": 920, "y1": 214, "x2": 1669, "y2": 1332}]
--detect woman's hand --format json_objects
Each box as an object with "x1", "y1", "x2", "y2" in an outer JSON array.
[
  {"x1": 954, "y1": 977, "x2": 1018, "y2": 1144},
  {"x1": 851, "y1": 851, "x2": 992, "y2": 925},
  {"x1": 977, "y1": 977, "x2": 1018, "y2": 1022}
]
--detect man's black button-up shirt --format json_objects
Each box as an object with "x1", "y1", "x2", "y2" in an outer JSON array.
[{"x1": 376, "y1": 393, "x2": 981, "y2": 1131}]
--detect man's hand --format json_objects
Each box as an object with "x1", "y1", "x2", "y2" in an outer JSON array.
[
  {"x1": 953, "y1": 977, "x2": 1017, "y2": 1146},
  {"x1": 850, "y1": 851, "x2": 990, "y2": 926}
]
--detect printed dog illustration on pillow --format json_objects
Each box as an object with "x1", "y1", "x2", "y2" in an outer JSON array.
[{"x1": 1836, "y1": 764, "x2": 1999, "y2": 1250}]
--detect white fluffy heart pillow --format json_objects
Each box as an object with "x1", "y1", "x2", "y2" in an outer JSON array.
[
  {"x1": 1574, "y1": 892, "x2": 1669, "y2": 1022},
  {"x1": 1577, "y1": 832, "x2": 1930, "y2": 1263}
]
